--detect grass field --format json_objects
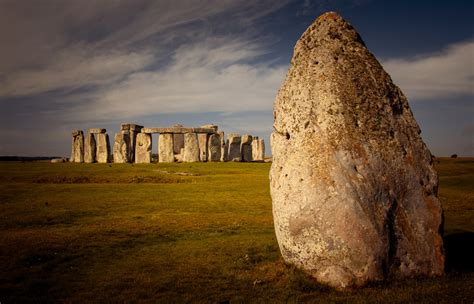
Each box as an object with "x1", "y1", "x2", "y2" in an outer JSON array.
[{"x1": 0, "y1": 158, "x2": 473, "y2": 303}]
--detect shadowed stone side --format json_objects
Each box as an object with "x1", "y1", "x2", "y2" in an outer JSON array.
[
  {"x1": 84, "y1": 133, "x2": 96, "y2": 163},
  {"x1": 135, "y1": 133, "x2": 152, "y2": 163},
  {"x1": 219, "y1": 131, "x2": 227, "y2": 162},
  {"x1": 173, "y1": 124, "x2": 185, "y2": 154},
  {"x1": 270, "y1": 12, "x2": 444, "y2": 289},
  {"x1": 96, "y1": 133, "x2": 110, "y2": 163},
  {"x1": 113, "y1": 132, "x2": 130, "y2": 163},
  {"x1": 227, "y1": 134, "x2": 241, "y2": 162},
  {"x1": 159, "y1": 133, "x2": 174, "y2": 163},
  {"x1": 241, "y1": 135, "x2": 253, "y2": 162},
  {"x1": 183, "y1": 133, "x2": 200, "y2": 162},
  {"x1": 208, "y1": 133, "x2": 221, "y2": 161}
]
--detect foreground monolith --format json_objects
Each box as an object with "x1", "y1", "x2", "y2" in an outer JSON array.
[
  {"x1": 135, "y1": 133, "x2": 152, "y2": 163},
  {"x1": 270, "y1": 12, "x2": 444, "y2": 289}
]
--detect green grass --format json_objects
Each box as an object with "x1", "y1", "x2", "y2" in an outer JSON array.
[{"x1": 0, "y1": 159, "x2": 473, "y2": 303}]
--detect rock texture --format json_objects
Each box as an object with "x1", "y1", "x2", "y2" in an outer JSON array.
[
  {"x1": 227, "y1": 134, "x2": 241, "y2": 162},
  {"x1": 84, "y1": 133, "x2": 96, "y2": 163},
  {"x1": 198, "y1": 133, "x2": 209, "y2": 162},
  {"x1": 113, "y1": 132, "x2": 130, "y2": 163},
  {"x1": 219, "y1": 131, "x2": 227, "y2": 162},
  {"x1": 241, "y1": 135, "x2": 253, "y2": 162},
  {"x1": 173, "y1": 124, "x2": 185, "y2": 154},
  {"x1": 159, "y1": 133, "x2": 174, "y2": 163},
  {"x1": 135, "y1": 133, "x2": 152, "y2": 163},
  {"x1": 96, "y1": 133, "x2": 110, "y2": 163},
  {"x1": 71, "y1": 130, "x2": 84, "y2": 163},
  {"x1": 252, "y1": 137, "x2": 265, "y2": 162},
  {"x1": 208, "y1": 133, "x2": 221, "y2": 161},
  {"x1": 122, "y1": 123, "x2": 143, "y2": 163},
  {"x1": 183, "y1": 133, "x2": 200, "y2": 162},
  {"x1": 270, "y1": 12, "x2": 444, "y2": 289}
]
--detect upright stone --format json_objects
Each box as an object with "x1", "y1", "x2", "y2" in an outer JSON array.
[
  {"x1": 270, "y1": 12, "x2": 444, "y2": 289},
  {"x1": 183, "y1": 133, "x2": 200, "y2": 162},
  {"x1": 158, "y1": 133, "x2": 174, "y2": 163},
  {"x1": 173, "y1": 124, "x2": 185, "y2": 154},
  {"x1": 84, "y1": 133, "x2": 96, "y2": 163},
  {"x1": 241, "y1": 135, "x2": 253, "y2": 162},
  {"x1": 197, "y1": 133, "x2": 209, "y2": 162},
  {"x1": 122, "y1": 123, "x2": 143, "y2": 163},
  {"x1": 227, "y1": 134, "x2": 241, "y2": 162},
  {"x1": 96, "y1": 133, "x2": 111, "y2": 163},
  {"x1": 252, "y1": 137, "x2": 265, "y2": 162},
  {"x1": 219, "y1": 131, "x2": 227, "y2": 162},
  {"x1": 135, "y1": 133, "x2": 152, "y2": 163},
  {"x1": 113, "y1": 132, "x2": 130, "y2": 163},
  {"x1": 208, "y1": 133, "x2": 221, "y2": 162},
  {"x1": 71, "y1": 130, "x2": 84, "y2": 163}
]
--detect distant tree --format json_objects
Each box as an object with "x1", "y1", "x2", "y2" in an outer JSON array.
[{"x1": 450, "y1": 154, "x2": 458, "y2": 158}]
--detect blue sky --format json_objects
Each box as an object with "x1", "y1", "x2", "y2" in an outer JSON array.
[{"x1": 0, "y1": 0, "x2": 473, "y2": 156}]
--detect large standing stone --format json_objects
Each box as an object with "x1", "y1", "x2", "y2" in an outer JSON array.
[
  {"x1": 96, "y1": 133, "x2": 110, "y2": 163},
  {"x1": 197, "y1": 133, "x2": 209, "y2": 162},
  {"x1": 227, "y1": 134, "x2": 241, "y2": 162},
  {"x1": 183, "y1": 133, "x2": 200, "y2": 162},
  {"x1": 252, "y1": 137, "x2": 265, "y2": 162},
  {"x1": 241, "y1": 135, "x2": 253, "y2": 162},
  {"x1": 121, "y1": 123, "x2": 143, "y2": 163},
  {"x1": 219, "y1": 131, "x2": 227, "y2": 162},
  {"x1": 113, "y1": 132, "x2": 130, "y2": 163},
  {"x1": 71, "y1": 130, "x2": 84, "y2": 163},
  {"x1": 208, "y1": 133, "x2": 221, "y2": 162},
  {"x1": 135, "y1": 133, "x2": 152, "y2": 163},
  {"x1": 173, "y1": 124, "x2": 185, "y2": 154},
  {"x1": 158, "y1": 133, "x2": 174, "y2": 163},
  {"x1": 84, "y1": 133, "x2": 96, "y2": 163},
  {"x1": 270, "y1": 12, "x2": 444, "y2": 289}
]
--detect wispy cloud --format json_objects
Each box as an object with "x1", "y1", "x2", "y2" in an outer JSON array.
[{"x1": 382, "y1": 40, "x2": 474, "y2": 100}]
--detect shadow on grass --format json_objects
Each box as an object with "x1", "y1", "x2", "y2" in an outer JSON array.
[{"x1": 444, "y1": 231, "x2": 474, "y2": 273}]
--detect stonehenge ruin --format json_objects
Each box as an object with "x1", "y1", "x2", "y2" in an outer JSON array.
[{"x1": 70, "y1": 124, "x2": 265, "y2": 164}]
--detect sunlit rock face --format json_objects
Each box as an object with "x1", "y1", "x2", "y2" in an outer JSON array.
[{"x1": 270, "y1": 12, "x2": 444, "y2": 289}]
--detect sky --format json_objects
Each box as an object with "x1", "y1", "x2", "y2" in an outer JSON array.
[{"x1": 0, "y1": 0, "x2": 473, "y2": 157}]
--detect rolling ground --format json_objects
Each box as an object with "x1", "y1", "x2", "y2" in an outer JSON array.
[{"x1": 0, "y1": 158, "x2": 473, "y2": 303}]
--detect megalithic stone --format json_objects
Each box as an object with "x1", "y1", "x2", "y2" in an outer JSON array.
[
  {"x1": 208, "y1": 133, "x2": 221, "y2": 162},
  {"x1": 270, "y1": 12, "x2": 444, "y2": 289},
  {"x1": 158, "y1": 133, "x2": 174, "y2": 163},
  {"x1": 197, "y1": 133, "x2": 209, "y2": 162},
  {"x1": 241, "y1": 134, "x2": 253, "y2": 162},
  {"x1": 96, "y1": 133, "x2": 111, "y2": 163},
  {"x1": 113, "y1": 131, "x2": 130, "y2": 163},
  {"x1": 183, "y1": 133, "x2": 200, "y2": 162},
  {"x1": 135, "y1": 133, "x2": 152, "y2": 163},
  {"x1": 70, "y1": 136, "x2": 75, "y2": 162},
  {"x1": 227, "y1": 133, "x2": 241, "y2": 162},
  {"x1": 84, "y1": 133, "x2": 96, "y2": 163},
  {"x1": 173, "y1": 124, "x2": 185, "y2": 154},
  {"x1": 252, "y1": 137, "x2": 265, "y2": 162},
  {"x1": 72, "y1": 130, "x2": 84, "y2": 163},
  {"x1": 219, "y1": 131, "x2": 227, "y2": 162},
  {"x1": 121, "y1": 123, "x2": 143, "y2": 163}
]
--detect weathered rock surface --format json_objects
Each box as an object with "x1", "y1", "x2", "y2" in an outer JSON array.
[
  {"x1": 71, "y1": 130, "x2": 84, "y2": 163},
  {"x1": 135, "y1": 133, "x2": 152, "y2": 163},
  {"x1": 96, "y1": 133, "x2": 110, "y2": 163},
  {"x1": 201, "y1": 124, "x2": 218, "y2": 133},
  {"x1": 252, "y1": 137, "x2": 265, "y2": 162},
  {"x1": 183, "y1": 133, "x2": 200, "y2": 162},
  {"x1": 159, "y1": 133, "x2": 174, "y2": 163},
  {"x1": 219, "y1": 131, "x2": 227, "y2": 162},
  {"x1": 270, "y1": 12, "x2": 444, "y2": 289},
  {"x1": 197, "y1": 133, "x2": 209, "y2": 162},
  {"x1": 208, "y1": 133, "x2": 221, "y2": 161},
  {"x1": 173, "y1": 124, "x2": 185, "y2": 154},
  {"x1": 227, "y1": 134, "x2": 241, "y2": 162},
  {"x1": 241, "y1": 135, "x2": 253, "y2": 162},
  {"x1": 84, "y1": 133, "x2": 96, "y2": 163},
  {"x1": 141, "y1": 127, "x2": 215, "y2": 134},
  {"x1": 113, "y1": 132, "x2": 130, "y2": 163},
  {"x1": 121, "y1": 123, "x2": 143, "y2": 163},
  {"x1": 88, "y1": 128, "x2": 106, "y2": 134}
]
